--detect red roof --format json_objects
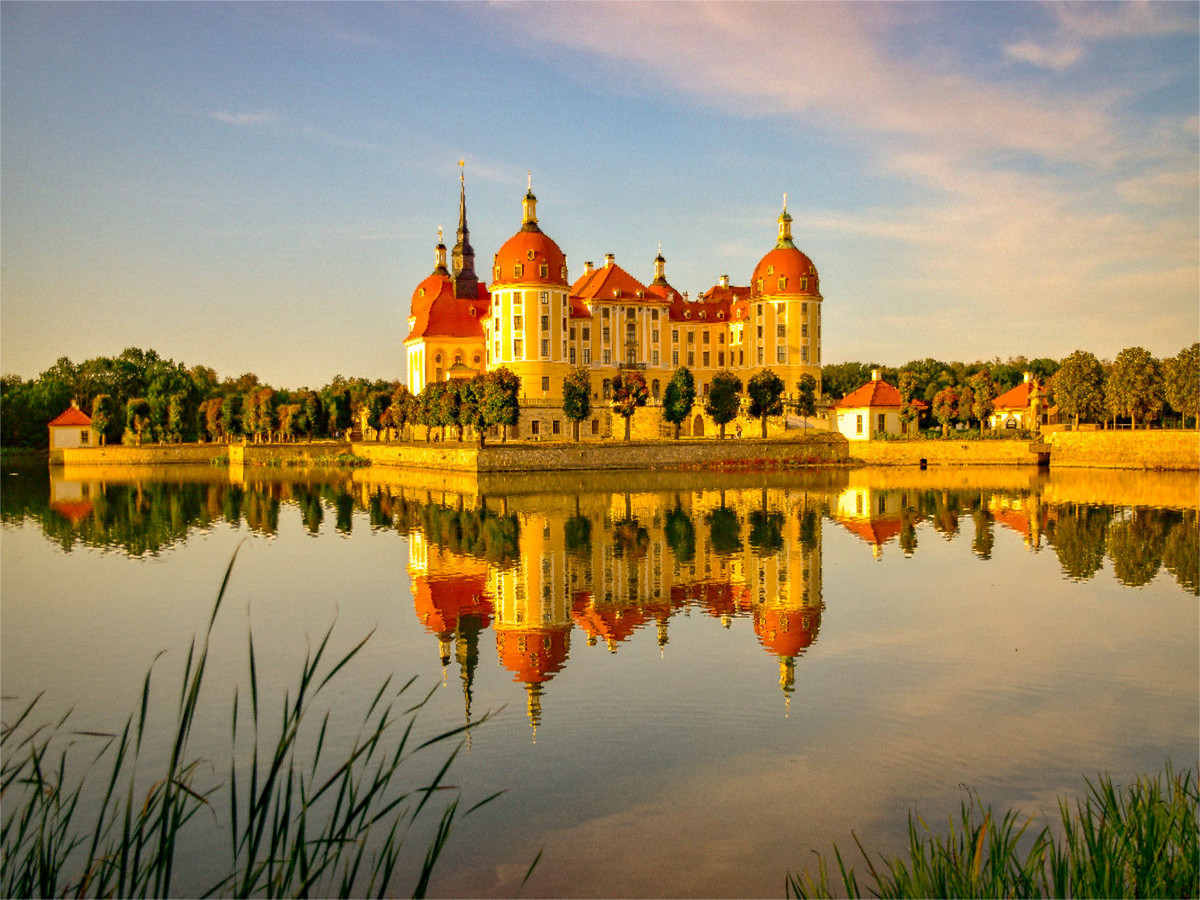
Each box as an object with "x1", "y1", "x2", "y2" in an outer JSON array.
[
  {"x1": 751, "y1": 246, "x2": 820, "y2": 298},
  {"x1": 993, "y1": 381, "x2": 1034, "y2": 410},
  {"x1": 754, "y1": 606, "x2": 820, "y2": 657},
  {"x1": 834, "y1": 379, "x2": 903, "y2": 409},
  {"x1": 492, "y1": 228, "x2": 568, "y2": 288},
  {"x1": 48, "y1": 404, "x2": 92, "y2": 427},
  {"x1": 570, "y1": 259, "x2": 656, "y2": 303},
  {"x1": 836, "y1": 516, "x2": 904, "y2": 546},
  {"x1": 405, "y1": 274, "x2": 489, "y2": 342}
]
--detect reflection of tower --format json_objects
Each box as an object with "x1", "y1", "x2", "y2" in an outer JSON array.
[
  {"x1": 408, "y1": 535, "x2": 493, "y2": 739},
  {"x1": 490, "y1": 512, "x2": 573, "y2": 739}
]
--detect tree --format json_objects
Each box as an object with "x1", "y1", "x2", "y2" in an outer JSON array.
[
  {"x1": 932, "y1": 387, "x2": 958, "y2": 437},
  {"x1": 125, "y1": 398, "x2": 151, "y2": 445},
  {"x1": 794, "y1": 374, "x2": 817, "y2": 428},
  {"x1": 277, "y1": 403, "x2": 301, "y2": 441},
  {"x1": 365, "y1": 390, "x2": 389, "y2": 441},
  {"x1": 1163, "y1": 343, "x2": 1199, "y2": 428},
  {"x1": 821, "y1": 362, "x2": 876, "y2": 400},
  {"x1": 201, "y1": 397, "x2": 224, "y2": 443},
  {"x1": 90, "y1": 394, "x2": 114, "y2": 446},
  {"x1": 481, "y1": 367, "x2": 520, "y2": 442},
  {"x1": 437, "y1": 382, "x2": 462, "y2": 441},
  {"x1": 747, "y1": 370, "x2": 785, "y2": 438},
  {"x1": 417, "y1": 383, "x2": 440, "y2": 442},
  {"x1": 661, "y1": 367, "x2": 696, "y2": 440},
  {"x1": 386, "y1": 384, "x2": 413, "y2": 441},
  {"x1": 898, "y1": 371, "x2": 920, "y2": 433},
  {"x1": 458, "y1": 376, "x2": 490, "y2": 447},
  {"x1": 899, "y1": 358, "x2": 955, "y2": 405},
  {"x1": 251, "y1": 387, "x2": 276, "y2": 442},
  {"x1": 297, "y1": 390, "x2": 324, "y2": 441},
  {"x1": 220, "y1": 393, "x2": 242, "y2": 442},
  {"x1": 321, "y1": 387, "x2": 351, "y2": 439},
  {"x1": 956, "y1": 383, "x2": 975, "y2": 429},
  {"x1": 705, "y1": 371, "x2": 741, "y2": 439},
  {"x1": 562, "y1": 367, "x2": 592, "y2": 441},
  {"x1": 611, "y1": 370, "x2": 648, "y2": 441},
  {"x1": 1053, "y1": 350, "x2": 1106, "y2": 429},
  {"x1": 968, "y1": 371, "x2": 996, "y2": 432},
  {"x1": 1106, "y1": 347, "x2": 1163, "y2": 428}
]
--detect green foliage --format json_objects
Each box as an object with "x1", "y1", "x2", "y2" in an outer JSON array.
[
  {"x1": 705, "y1": 370, "x2": 741, "y2": 439},
  {"x1": 457, "y1": 377, "x2": 488, "y2": 447},
  {"x1": 562, "y1": 367, "x2": 592, "y2": 440},
  {"x1": 297, "y1": 390, "x2": 324, "y2": 440},
  {"x1": 480, "y1": 367, "x2": 520, "y2": 443},
  {"x1": 794, "y1": 375, "x2": 817, "y2": 420},
  {"x1": 822, "y1": 362, "x2": 879, "y2": 400},
  {"x1": 611, "y1": 370, "x2": 649, "y2": 441},
  {"x1": 747, "y1": 370, "x2": 785, "y2": 438},
  {"x1": 706, "y1": 505, "x2": 742, "y2": 555},
  {"x1": 220, "y1": 394, "x2": 242, "y2": 440},
  {"x1": 1053, "y1": 350, "x2": 1106, "y2": 427},
  {"x1": 0, "y1": 549, "x2": 493, "y2": 898},
  {"x1": 663, "y1": 503, "x2": 696, "y2": 563},
  {"x1": 788, "y1": 765, "x2": 1198, "y2": 900},
  {"x1": 1045, "y1": 503, "x2": 1111, "y2": 581},
  {"x1": 1106, "y1": 346, "x2": 1164, "y2": 428},
  {"x1": 1106, "y1": 508, "x2": 1168, "y2": 587},
  {"x1": 90, "y1": 394, "x2": 114, "y2": 446},
  {"x1": 1163, "y1": 342, "x2": 1199, "y2": 427},
  {"x1": 125, "y1": 398, "x2": 151, "y2": 444},
  {"x1": 386, "y1": 384, "x2": 413, "y2": 440},
  {"x1": 932, "y1": 387, "x2": 958, "y2": 437},
  {"x1": 662, "y1": 367, "x2": 697, "y2": 439},
  {"x1": 365, "y1": 390, "x2": 390, "y2": 440},
  {"x1": 967, "y1": 371, "x2": 995, "y2": 430}
]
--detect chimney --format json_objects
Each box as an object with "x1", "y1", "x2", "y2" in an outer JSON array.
[
  {"x1": 604, "y1": 253, "x2": 615, "y2": 267},
  {"x1": 583, "y1": 260, "x2": 594, "y2": 275},
  {"x1": 871, "y1": 369, "x2": 882, "y2": 382},
  {"x1": 719, "y1": 274, "x2": 730, "y2": 288}
]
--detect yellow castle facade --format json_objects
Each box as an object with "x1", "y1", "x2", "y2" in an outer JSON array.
[{"x1": 405, "y1": 175, "x2": 824, "y2": 438}]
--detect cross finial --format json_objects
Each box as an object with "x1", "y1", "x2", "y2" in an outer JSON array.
[
  {"x1": 783, "y1": 192, "x2": 788, "y2": 212},
  {"x1": 438, "y1": 225, "x2": 443, "y2": 243},
  {"x1": 459, "y1": 159, "x2": 465, "y2": 183},
  {"x1": 527, "y1": 171, "x2": 532, "y2": 191},
  {"x1": 658, "y1": 241, "x2": 662, "y2": 254}
]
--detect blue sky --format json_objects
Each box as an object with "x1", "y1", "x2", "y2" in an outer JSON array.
[{"x1": 3, "y1": 1, "x2": 1196, "y2": 388}]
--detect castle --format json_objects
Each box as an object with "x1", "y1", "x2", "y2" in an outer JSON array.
[{"x1": 405, "y1": 172, "x2": 824, "y2": 438}]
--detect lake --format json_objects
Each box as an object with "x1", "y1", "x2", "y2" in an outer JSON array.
[{"x1": 2, "y1": 463, "x2": 1196, "y2": 898}]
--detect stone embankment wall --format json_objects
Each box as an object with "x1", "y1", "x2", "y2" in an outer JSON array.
[
  {"x1": 849, "y1": 440, "x2": 1043, "y2": 467},
  {"x1": 229, "y1": 443, "x2": 352, "y2": 466},
  {"x1": 58, "y1": 444, "x2": 227, "y2": 465},
  {"x1": 352, "y1": 433, "x2": 847, "y2": 472},
  {"x1": 1044, "y1": 430, "x2": 1198, "y2": 471}
]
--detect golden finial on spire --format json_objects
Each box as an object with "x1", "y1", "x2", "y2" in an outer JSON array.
[
  {"x1": 783, "y1": 192, "x2": 788, "y2": 212},
  {"x1": 437, "y1": 225, "x2": 443, "y2": 243},
  {"x1": 527, "y1": 170, "x2": 532, "y2": 191}
]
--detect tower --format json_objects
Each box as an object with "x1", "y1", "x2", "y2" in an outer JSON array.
[{"x1": 451, "y1": 162, "x2": 479, "y2": 300}]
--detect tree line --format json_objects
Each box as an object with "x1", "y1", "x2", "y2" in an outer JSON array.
[{"x1": 821, "y1": 344, "x2": 1198, "y2": 431}]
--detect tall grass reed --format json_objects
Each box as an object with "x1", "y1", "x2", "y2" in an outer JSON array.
[
  {"x1": 2, "y1": 544, "x2": 504, "y2": 898},
  {"x1": 788, "y1": 764, "x2": 1198, "y2": 899}
]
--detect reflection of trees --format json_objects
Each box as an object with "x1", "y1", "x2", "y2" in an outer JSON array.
[
  {"x1": 970, "y1": 505, "x2": 994, "y2": 560},
  {"x1": 564, "y1": 513, "x2": 591, "y2": 559},
  {"x1": 421, "y1": 502, "x2": 520, "y2": 567},
  {"x1": 664, "y1": 503, "x2": 696, "y2": 563},
  {"x1": 707, "y1": 506, "x2": 742, "y2": 556},
  {"x1": 1046, "y1": 504, "x2": 1111, "y2": 582},
  {"x1": 1107, "y1": 509, "x2": 1168, "y2": 588},
  {"x1": 798, "y1": 508, "x2": 819, "y2": 553},
  {"x1": 748, "y1": 509, "x2": 784, "y2": 556},
  {"x1": 1162, "y1": 509, "x2": 1199, "y2": 596}
]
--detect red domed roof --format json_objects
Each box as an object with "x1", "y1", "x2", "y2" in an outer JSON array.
[
  {"x1": 751, "y1": 246, "x2": 820, "y2": 298},
  {"x1": 495, "y1": 626, "x2": 570, "y2": 685},
  {"x1": 491, "y1": 189, "x2": 569, "y2": 288},
  {"x1": 754, "y1": 606, "x2": 821, "y2": 657}
]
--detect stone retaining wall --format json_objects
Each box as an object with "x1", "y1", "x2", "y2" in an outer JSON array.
[
  {"x1": 58, "y1": 444, "x2": 227, "y2": 466},
  {"x1": 1044, "y1": 430, "x2": 1198, "y2": 470},
  {"x1": 849, "y1": 440, "x2": 1042, "y2": 467},
  {"x1": 229, "y1": 442, "x2": 352, "y2": 466}
]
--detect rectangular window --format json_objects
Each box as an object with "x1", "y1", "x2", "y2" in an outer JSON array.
[
  {"x1": 801, "y1": 278, "x2": 808, "y2": 291},
  {"x1": 801, "y1": 323, "x2": 808, "y2": 337},
  {"x1": 718, "y1": 332, "x2": 724, "y2": 344},
  {"x1": 583, "y1": 326, "x2": 591, "y2": 341},
  {"x1": 570, "y1": 347, "x2": 577, "y2": 364},
  {"x1": 757, "y1": 348, "x2": 764, "y2": 364},
  {"x1": 801, "y1": 347, "x2": 808, "y2": 362},
  {"x1": 602, "y1": 327, "x2": 611, "y2": 343},
  {"x1": 702, "y1": 382, "x2": 710, "y2": 397},
  {"x1": 757, "y1": 304, "x2": 763, "y2": 317},
  {"x1": 626, "y1": 323, "x2": 636, "y2": 341},
  {"x1": 776, "y1": 301, "x2": 785, "y2": 314},
  {"x1": 540, "y1": 315, "x2": 549, "y2": 331},
  {"x1": 877, "y1": 413, "x2": 886, "y2": 434},
  {"x1": 856, "y1": 414, "x2": 863, "y2": 435},
  {"x1": 687, "y1": 331, "x2": 695, "y2": 344},
  {"x1": 672, "y1": 329, "x2": 679, "y2": 343},
  {"x1": 603, "y1": 349, "x2": 611, "y2": 364},
  {"x1": 777, "y1": 346, "x2": 786, "y2": 363},
  {"x1": 583, "y1": 348, "x2": 591, "y2": 364},
  {"x1": 802, "y1": 302, "x2": 808, "y2": 315},
  {"x1": 652, "y1": 329, "x2": 659, "y2": 343},
  {"x1": 602, "y1": 379, "x2": 611, "y2": 399},
  {"x1": 777, "y1": 323, "x2": 787, "y2": 338},
  {"x1": 515, "y1": 264, "x2": 524, "y2": 278},
  {"x1": 542, "y1": 376, "x2": 550, "y2": 391},
  {"x1": 652, "y1": 350, "x2": 659, "y2": 366},
  {"x1": 652, "y1": 309, "x2": 659, "y2": 321},
  {"x1": 531, "y1": 420, "x2": 540, "y2": 435},
  {"x1": 540, "y1": 339, "x2": 549, "y2": 358},
  {"x1": 552, "y1": 419, "x2": 561, "y2": 435},
  {"x1": 672, "y1": 350, "x2": 679, "y2": 367},
  {"x1": 687, "y1": 352, "x2": 695, "y2": 367},
  {"x1": 81, "y1": 430, "x2": 90, "y2": 444},
  {"x1": 514, "y1": 339, "x2": 523, "y2": 358},
  {"x1": 718, "y1": 351, "x2": 725, "y2": 367},
  {"x1": 702, "y1": 331, "x2": 710, "y2": 344},
  {"x1": 757, "y1": 324, "x2": 763, "y2": 338},
  {"x1": 514, "y1": 315, "x2": 523, "y2": 329},
  {"x1": 739, "y1": 350, "x2": 744, "y2": 366},
  {"x1": 513, "y1": 291, "x2": 523, "y2": 305},
  {"x1": 601, "y1": 308, "x2": 610, "y2": 319},
  {"x1": 570, "y1": 326, "x2": 576, "y2": 339},
  {"x1": 591, "y1": 418, "x2": 600, "y2": 434},
  {"x1": 703, "y1": 351, "x2": 710, "y2": 367},
  {"x1": 562, "y1": 317, "x2": 567, "y2": 331}
]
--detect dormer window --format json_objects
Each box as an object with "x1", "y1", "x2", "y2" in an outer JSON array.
[
  {"x1": 778, "y1": 276, "x2": 787, "y2": 290},
  {"x1": 699, "y1": 311, "x2": 706, "y2": 320},
  {"x1": 494, "y1": 266, "x2": 501, "y2": 280},
  {"x1": 801, "y1": 278, "x2": 808, "y2": 291},
  {"x1": 420, "y1": 288, "x2": 426, "y2": 297},
  {"x1": 767, "y1": 265, "x2": 774, "y2": 275},
  {"x1": 539, "y1": 264, "x2": 548, "y2": 277},
  {"x1": 561, "y1": 265, "x2": 567, "y2": 280},
  {"x1": 756, "y1": 278, "x2": 763, "y2": 291},
  {"x1": 684, "y1": 310, "x2": 691, "y2": 320},
  {"x1": 514, "y1": 264, "x2": 524, "y2": 278},
  {"x1": 526, "y1": 249, "x2": 535, "y2": 260},
  {"x1": 469, "y1": 307, "x2": 477, "y2": 316},
  {"x1": 717, "y1": 311, "x2": 725, "y2": 320}
]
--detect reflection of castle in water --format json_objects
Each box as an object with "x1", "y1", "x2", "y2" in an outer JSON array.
[{"x1": 407, "y1": 486, "x2": 826, "y2": 733}]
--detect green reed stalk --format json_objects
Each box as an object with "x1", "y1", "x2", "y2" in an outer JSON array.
[
  {"x1": 1, "y1": 544, "x2": 496, "y2": 898},
  {"x1": 787, "y1": 764, "x2": 1199, "y2": 899}
]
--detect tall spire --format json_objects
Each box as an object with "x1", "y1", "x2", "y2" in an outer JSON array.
[
  {"x1": 451, "y1": 160, "x2": 479, "y2": 298},
  {"x1": 776, "y1": 193, "x2": 796, "y2": 250},
  {"x1": 521, "y1": 171, "x2": 540, "y2": 233}
]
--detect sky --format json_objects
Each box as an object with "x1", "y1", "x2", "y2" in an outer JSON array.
[{"x1": 2, "y1": 1, "x2": 1197, "y2": 389}]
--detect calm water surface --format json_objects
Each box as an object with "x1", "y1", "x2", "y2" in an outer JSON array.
[{"x1": 2, "y1": 463, "x2": 1197, "y2": 898}]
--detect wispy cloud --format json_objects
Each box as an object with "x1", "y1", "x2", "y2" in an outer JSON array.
[
  {"x1": 208, "y1": 109, "x2": 279, "y2": 126},
  {"x1": 1003, "y1": 39, "x2": 1082, "y2": 71}
]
